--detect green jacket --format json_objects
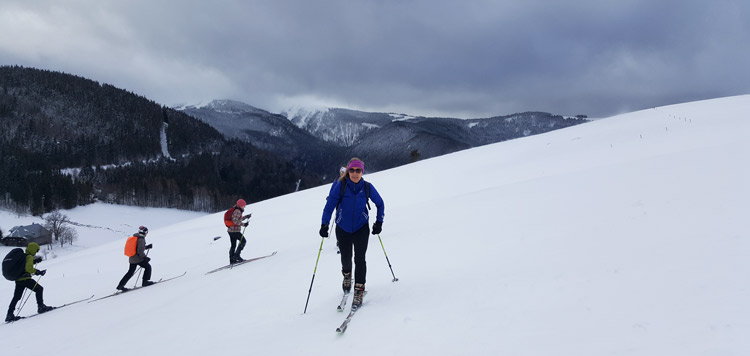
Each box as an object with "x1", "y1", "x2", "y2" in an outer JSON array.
[{"x1": 17, "y1": 242, "x2": 40, "y2": 281}]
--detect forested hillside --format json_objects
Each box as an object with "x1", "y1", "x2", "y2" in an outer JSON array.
[{"x1": 0, "y1": 66, "x2": 318, "y2": 215}]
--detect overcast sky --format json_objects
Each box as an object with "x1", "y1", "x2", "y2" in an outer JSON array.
[{"x1": 1, "y1": 0, "x2": 748, "y2": 118}]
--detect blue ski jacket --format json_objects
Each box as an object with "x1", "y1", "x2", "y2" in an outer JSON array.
[{"x1": 321, "y1": 178, "x2": 385, "y2": 233}]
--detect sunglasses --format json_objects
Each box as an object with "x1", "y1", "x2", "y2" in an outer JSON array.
[{"x1": 348, "y1": 168, "x2": 362, "y2": 173}]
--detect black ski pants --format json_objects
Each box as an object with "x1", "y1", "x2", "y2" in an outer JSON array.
[
  {"x1": 229, "y1": 232, "x2": 246, "y2": 257},
  {"x1": 336, "y1": 224, "x2": 369, "y2": 284},
  {"x1": 7, "y1": 279, "x2": 44, "y2": 315},
  {"x1": 117, "y1": 260, "x2": 152, "y2": 288}
]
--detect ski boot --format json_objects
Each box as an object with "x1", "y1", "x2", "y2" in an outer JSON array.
[
  {"x1": 352, "y1": 283, "x2": 365, "y2": 308},
  {"x1": 38, "y1": 304, "x2": 54, "y2": 314},
  {"x1": 116, "y1": 285, "x2": 130, "y2": 292},
  {"x1": 342, "y1": 271, "x2": 352, "y2": 293},
  {"x1": 142, "y1": 280, "x2": 155, "y2": 287},
  {"x1": 5, "y1": 313, "x2": 21, "y2": 322}
]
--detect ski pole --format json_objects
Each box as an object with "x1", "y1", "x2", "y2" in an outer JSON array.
[
  {"x1": 303, "y1": 236, "x2": 326, "y2": 314},
  {"x1": 17, "y1": 288, "x2": 28, "y2": 312},
  {"x1": 239, "y1": 225, "x2": 247, "y2": 247},
  {"x1": 133, "y1": 249, "x2": 150, "y2": 288},
  {"x1": 377, "y1": 234, "x2": 399, "y2": 282},
  {"x1": 17, "y1": 275, "x2": 43, "y2": 315},
  {"x1": 332, "y1": 220, "x2": 340, "y2": 254},
  {"x1": 17, "y1": 257, "x2": 42, "y2": 313}
]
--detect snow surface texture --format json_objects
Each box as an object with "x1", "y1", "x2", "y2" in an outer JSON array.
[{"x1": 1, "y1": 95, "x2": 748, "y2": 355}]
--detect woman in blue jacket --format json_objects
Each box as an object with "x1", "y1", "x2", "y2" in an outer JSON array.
[{"x1": 320, "y1": 157, "x2": 385, "y2": 308}]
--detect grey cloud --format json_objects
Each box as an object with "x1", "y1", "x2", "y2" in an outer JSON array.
[{"x1": 1, "y1": 0, "x2": 748, "y2": 118}]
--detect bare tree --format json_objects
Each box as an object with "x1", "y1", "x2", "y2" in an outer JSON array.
[
  {"x1": 60, "y1": 228, "x2": 78, "y2": 246},
  {"x1": 44, "y1": 210, "x2": 77, "y2": 247}
]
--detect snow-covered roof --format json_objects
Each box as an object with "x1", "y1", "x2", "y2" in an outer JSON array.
[{"x1": 7, "y1": 223, "x2": 51, "y2": 239}]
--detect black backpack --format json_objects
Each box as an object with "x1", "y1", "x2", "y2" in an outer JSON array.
[{"x1": 2, "y1": 248, "x2": 26, "y2": 281}]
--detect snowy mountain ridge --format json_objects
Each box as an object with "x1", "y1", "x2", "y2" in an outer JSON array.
[
  {"x1": 280, "y1": 105, "x2": 332, "y2": 128},
  {"x1": 280, "y1": 106, "x2": 406, "y2": 146},
  {"x1": 180, "y1": 100, "x2": 586, "y2": 175},
  {"x1": 176, "y1": 100, "x2": 338, "y2": 177},
  {"x1": 177, "y1": 99, "x2": 267, "y2": 115}
]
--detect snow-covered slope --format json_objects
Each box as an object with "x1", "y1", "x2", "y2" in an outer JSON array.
[{"x1": 2, "y1": 95, "x2": 748, "y2": 356}]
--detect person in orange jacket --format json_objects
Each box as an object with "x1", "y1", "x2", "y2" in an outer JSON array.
[{"x1": 116, "y1": 226, "x2": 154, "y2": 291}]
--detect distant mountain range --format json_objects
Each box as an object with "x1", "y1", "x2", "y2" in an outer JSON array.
[
  {"x1": 177, "y1": 100, "x2": 342, "y2": 177},
  {"x1": 179, "y1": 100, "x2": 588, "y2": 175}
]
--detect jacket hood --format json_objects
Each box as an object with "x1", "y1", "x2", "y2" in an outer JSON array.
[{"x1": 26, "y1": 242, "x2": 40, "y2": 255}]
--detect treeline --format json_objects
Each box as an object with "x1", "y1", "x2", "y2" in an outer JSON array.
[
  {"x1": 0, "y1": 153, "x2": 93, "y2": 215},
  {"x1": 79, "y1": 141, "x2": 313, "y2": 212},
  {"x1": 0, "y1": 143, "x2": 318, "y2": 215},
  {"x1": 0, "y1": 66, "x2": 319, "y2": 214}
]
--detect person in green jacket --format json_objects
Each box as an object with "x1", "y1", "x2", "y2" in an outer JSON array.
[{"x1": 5, "y1": 242, "x2": 53, "y2": 322}]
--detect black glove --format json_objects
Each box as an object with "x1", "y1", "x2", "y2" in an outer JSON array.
[
  {"x1": 243, "y1": 214, "x2": 252, "y2": 220},
  {"x1": 319, "y1": 224, "x2": 329, "y2": 237},
  {"x1": 243, "y1": 222, "x2": 249, "y2": 227},
  {"x1": 33, "y1": 256, "x2": 43, "y2": 264},
  {"x1": 143, "y1": 257, "x2": 151, "y2": 263},
  {"x1": 145, "y1": 244, "x2": 153, "y2": 250},
  {"x1": 35, "y1": 269, "x2": 46, "y2": 276},
  {"x1": 372, "y1": 221, "x2": 382, "y2": 235}
]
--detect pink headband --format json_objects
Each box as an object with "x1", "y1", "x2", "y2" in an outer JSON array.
[{"x1": 347, "y1": 159, "x2": 364, "y2": 172}]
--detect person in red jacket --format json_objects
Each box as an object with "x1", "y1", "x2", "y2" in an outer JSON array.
[
  {"x1": 5, "y1": 242, "x2": 53, "y2": 322},
  {"x1": 226, "y1": 199, "x2": 252, "y2": 264}
]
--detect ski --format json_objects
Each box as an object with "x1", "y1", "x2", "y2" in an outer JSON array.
[
  {"x1": 88, "y1": 272, "x2": 187, "y2": 303},
  {"x1": 336, "y1": 307, "x2": 359, "y2": 333},
  {"x1": 205, "y1": 251, "x2": 277, "y2": 274},
  {"x1": 337, "y1": 292, "x2": 349, "y2": 312},
  {"x1": 5, "y1": 295, "x2": 94, "y2": 324},
  {"x1": 336, "y1": 292, "x2": 366, "y2": 333}
]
